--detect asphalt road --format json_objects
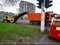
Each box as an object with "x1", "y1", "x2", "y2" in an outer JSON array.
[
  {"x1": 17, "y1": 20, "x2": 50, "y2": 30},
  {"x1": 35, "y1": 34, "x2": 60, "y2": 45},
  {"x1": 16, "y1": 20, "x2": 40, "y2": 28}
]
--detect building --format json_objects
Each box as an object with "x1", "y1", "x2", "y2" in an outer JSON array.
[{"x1": 19, "y1": 1, "x2": 35, "y2": 13}]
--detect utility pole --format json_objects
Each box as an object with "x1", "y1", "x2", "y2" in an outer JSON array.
[
  {"x1": 37, "y1": 0, "x2": 45, "y2": 32},
  {"x1": 37, "y1": 0, "x2": 53, "y2": 32},
  {"x1": 41, "y1": 0, "x2": 45, "y2": 32}
]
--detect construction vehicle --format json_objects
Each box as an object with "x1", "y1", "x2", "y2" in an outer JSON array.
[
  {"x1": 2, "y1": 12, "x2": 56, "y2": 26},
  {"x1": 3, "y1": 12, "x2": 28, "y2": 23},
  {"x1": 27, "y1": 12, "x2": 56, "y2": 26}
]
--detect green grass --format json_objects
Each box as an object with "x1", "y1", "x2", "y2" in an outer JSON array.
[
  {"x1": 18, "y1": 38, "x2": 24, "y2": 42},
  {"x1": 0, "y1": 23, "x2": 48, "y2": 43}
]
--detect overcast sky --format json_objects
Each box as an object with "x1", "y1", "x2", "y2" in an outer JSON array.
[
  {"x1": 0, "y1": 0, "x2": 60, "y2": 14},
  {"x1": 24, "y1": 0, "x2": 60, "y2": 14}
]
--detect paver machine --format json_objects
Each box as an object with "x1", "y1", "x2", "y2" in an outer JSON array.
[{"x1": 3, "y1": 12, "x2": 28, "y2": 23}]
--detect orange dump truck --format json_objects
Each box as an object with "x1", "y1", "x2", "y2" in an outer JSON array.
[{"x1": 27, "y1": 12, "x2": 55, "y2": 26}]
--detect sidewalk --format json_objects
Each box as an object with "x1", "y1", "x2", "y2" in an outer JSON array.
[{"x1": 35, "y1": 34, "x2": 60, "y2": 45}]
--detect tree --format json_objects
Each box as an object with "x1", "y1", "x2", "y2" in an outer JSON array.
[{"x1": 3, "y1": 0, "x2": 21, "y2": 6}]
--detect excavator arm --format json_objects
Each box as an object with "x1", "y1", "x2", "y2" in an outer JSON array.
[{"x1": 13, "y1": 12, "x2": 28, "y2": 22}]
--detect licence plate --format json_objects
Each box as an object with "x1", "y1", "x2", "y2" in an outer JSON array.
[{"x1": 56, "y1": 27, "x2": 60, "y2": 30}]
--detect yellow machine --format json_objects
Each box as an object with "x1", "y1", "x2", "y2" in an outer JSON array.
[
  {"x1": 3, "y1": 12, "x2": 28, "y2": 23},
  {"x1": 3, "y1": 16, "x2": 14, "y2": 23}
]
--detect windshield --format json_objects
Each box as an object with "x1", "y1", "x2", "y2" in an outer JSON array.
[
  {"x1": 56, "y1": 15, "x2": 60, "y2": 19},
  {"x1": 53, "y1": 19, "x2": 60, "y2": 24}
]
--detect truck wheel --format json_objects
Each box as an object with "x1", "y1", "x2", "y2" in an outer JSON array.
[
  {"x1": 34, "y1": 21, "x2": 39, "y2": 25},
  {"x1": 38, "y1": 21, "x2": 40, "y2": 25},
  {"x1": 47, "y1": 22, "x2": 50, "y2": 26},
  {"x1": 29, "y1": 21, "x2": 34, "y2": 25},
  {"x1": 45, "y1": 20, "x2": 48, "y2": 26}
]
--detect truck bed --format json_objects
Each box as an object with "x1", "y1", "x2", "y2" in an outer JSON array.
[{"x1": 27, "y1": 13, "x2": 41, "y2": 21}]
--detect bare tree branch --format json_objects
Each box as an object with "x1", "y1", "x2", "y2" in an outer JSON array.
[{"x1": 3, "y1": 0, "x2": 17, "y2": 5}]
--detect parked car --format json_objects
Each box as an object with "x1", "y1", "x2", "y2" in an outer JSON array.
[{"x1": 49, "y1": 18, "x2": 60, "y2": 40}]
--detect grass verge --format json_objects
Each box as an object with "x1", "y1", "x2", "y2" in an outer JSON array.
[{"x1": 0, "y1": 23, "x2": 48, "y2": 43}]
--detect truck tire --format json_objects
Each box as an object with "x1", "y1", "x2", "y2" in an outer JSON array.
[
  {"x1": 45, "y1": 20, "x2": 49, "y2": 26},
  {"x1": 47, "y1": 22, "x2": 50, "y2": 26},
  {"x1": 34, "y1": 21, "x2": 39, "y2": 25},
  {"x1": 29, "y1": 20, "x2": 34, "y2": 25}
]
